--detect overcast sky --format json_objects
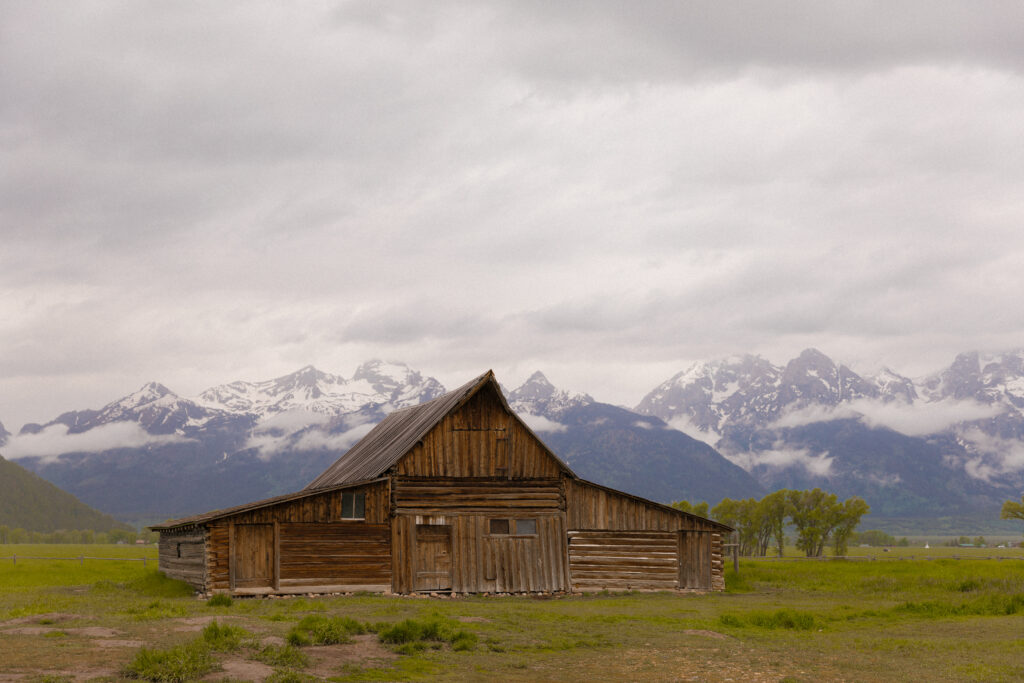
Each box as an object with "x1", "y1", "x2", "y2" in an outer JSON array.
[{"x1": 3, "y1": 1, "x2": 1024, "y2": 430}]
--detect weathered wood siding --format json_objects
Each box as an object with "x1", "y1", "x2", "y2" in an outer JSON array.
[
  {"x1": 564, "y1": 478, "x2": 727, "y2": 591},
  {"x1": 158, "y1": 528, "x2": 205, "y2": 590},
  {"x1": 565, "y1": 478, "x2": 718, "y2": 532},
  {"x1": 389, "y1": 475, "x2": 567, "y2": 593},
  {"x1": 395, "y1": 385, "x2": 563, "y2": 479},
  {"x1": 203, "y1": 481, "x2": 390, "y2": 594},
  {"x1": 392, "y1": 513, "x2": 568, "y2": 594},
  {"x1": 278, "y1": 522, "x2": 390, "y2": 591},
  {"x1": 393, "y1": 477, "x2": 562, "y2": 513},
  {"x1": 568, "y1": 530, "x2": 679, "y2": 590}
]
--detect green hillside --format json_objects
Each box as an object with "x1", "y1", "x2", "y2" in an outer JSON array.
[{"x1": 0, "y1": 455, "x2": 129, "y2": 532}]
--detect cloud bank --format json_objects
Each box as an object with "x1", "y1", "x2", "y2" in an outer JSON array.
[{"x1": 2, "y1": 422, "x2": 192, "y2": 464}]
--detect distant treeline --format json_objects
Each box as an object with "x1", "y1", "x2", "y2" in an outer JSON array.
[
  {"x1": 0, "y1": 525, "x2": 158, "y2": 545},
  {"x1": 673, "y1": 488, "x2": 870, "y2": 557}
]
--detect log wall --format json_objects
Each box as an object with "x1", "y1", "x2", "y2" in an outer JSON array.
[
  {"x1": 158, "y1": 528, "x2": 205, "y2": 590},
  {"x1": 564, "y1": 478, "x2": 727, "y2": 591},
  {"x1": 568, "y1": 530, "x2": 679, "y2": 591},
  {"x1": 278, "y1": 522, "x2": 390, "y2": 591}
]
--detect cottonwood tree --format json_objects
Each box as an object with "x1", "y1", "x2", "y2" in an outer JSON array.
[
  {"x1": 670, "y1": 500, "x2": 709, "y2": 518},
  {"x1": 786, "y1": 488, "x2": 870, "y2": 557},
  {"x1": 1002, "y1": 496, "x2": 1024, "y2": 523}
]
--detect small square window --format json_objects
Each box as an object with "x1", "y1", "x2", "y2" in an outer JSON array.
[
  {"x1": 489, "y1": 519, "x2": 510, "y2": 535},
  {"x1": 341, "y1": 492, "x2": 366, "y2": 519},
  {"x1": 515, "y1": 519, "x2": 537, "y2": 535}
]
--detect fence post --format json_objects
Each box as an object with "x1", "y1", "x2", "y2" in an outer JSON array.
[
  {"x1": 12, "y1": 554, "x2": 14, "y2": 565},
  {"x1": 143, "y1": 557, "x2": 147, "y2": 568},
  {"x1": 79, "y1": 556, "x2": 84, "y2": 566}
]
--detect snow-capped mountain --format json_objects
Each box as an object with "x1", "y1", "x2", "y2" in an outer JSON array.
[
  {"x1": 7, "y1": 361, "x2": 446, "y2": 522},
  {"x1": 637, "y1": 348, "x2": 1023, "y2": 516},
  {"x1": 7, "y1": 351, "x2": 1024, "y2": 525},
  {"x1": 506, "y1": 371, "x2": 593, "y2": 418},
  {"x1": 637, "y1": 349, "x2": 914, "y2": 437},
  {"x1": 0, "y1": 420, "x2": 8, "y2": 447},
  {"x1": 197, "y1": 361, "x2": 445, "y2": 419},
  {"x1": 505, "y1": 371, "x2": 763, "y2": 505}
]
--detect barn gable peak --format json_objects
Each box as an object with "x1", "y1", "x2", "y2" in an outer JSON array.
[{"x1": 304, "y1": 370, "x2": 572, "y2": 489}]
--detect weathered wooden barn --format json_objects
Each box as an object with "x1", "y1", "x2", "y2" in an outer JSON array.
[{"x1": 153, "y1": 371, "x2": 731, "y2": 595}]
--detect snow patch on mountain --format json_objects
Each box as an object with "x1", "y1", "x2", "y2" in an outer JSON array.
[
  {"x1": 506, "y1": 371, "x2": 592, "y2": 420},
  {"x1": 198, "y1": 362, "x2": 441, "y2": 419}
]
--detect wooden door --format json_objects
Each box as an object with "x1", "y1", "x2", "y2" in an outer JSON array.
[
  {"x1": 233, "y1": 524, "x2": 274, "y2": 589},
  {"x1": 679, "y1": 530, "x2": 712, "y2": 590},
  {"x1": 414, "y1": 524, "x2": 452, "y2": 591}
]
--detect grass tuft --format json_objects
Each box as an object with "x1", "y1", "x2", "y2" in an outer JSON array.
[
  {"x1": 286, "y1": 614, "x2": 365, "y2": 646},
  {"x1": 719, "y1": 609, "x2": 817, "y2": 630},
  {"x1": 377, "y1": 616, "x2": 477, "y2": 652},
  {"x1": 256, "y1": 644, "x2": 310, "y2": 669},
  {"x1": 206, "y1": 593, "x2": 233, "y2": 607},
  {"x1": 201, "y1": 620, "x2": 250, "y2": 651},
  {"x1": 122, "y1": 641, "x2": 214, "y2": 682}
]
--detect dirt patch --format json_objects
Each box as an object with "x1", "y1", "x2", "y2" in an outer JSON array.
[
  {"x1": 4, "y1": 626, "x2": 123, "y2": 637},
  {"x1": 1, "y1": 612, "x2": 84, "y2": 627},
  {"x1": 306, "y1": 634, "x2": 399, "y2": 678},
  {"x1": 5, "y1": 627, "x2": 57, "y2": 635},
  {"x1": 94, "y1": 639, "x2": 145, "y2": 648},
  {"x1": 73, "y1": 626, "x2": 123, "y2": 637},
  {"x1": 680, "y1": 629, "x2": 733, "y2": 640},
  {"x1": 203, "y1": 658, "x2": 275, "y2": 682},
  {"x1": 456, "y1": 616, "x2": 490, "y2": 623},
  {"x1": 171, "y1": 615, "x2": 247, "y2": 632},
  {"x1": 260, "y1": 635, "x2": 286, "y2": 647}
]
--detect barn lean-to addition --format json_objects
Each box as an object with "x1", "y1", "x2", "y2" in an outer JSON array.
[{"x1": 152, "y1": 371, "x2": 731, "y2": 595}]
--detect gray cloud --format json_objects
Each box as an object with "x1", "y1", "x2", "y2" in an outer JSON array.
[{"x1": 2, "y1": 1, "x2": 1024, "y2": 427}]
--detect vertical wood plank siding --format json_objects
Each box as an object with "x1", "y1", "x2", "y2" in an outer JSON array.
[
  {"x1": 395, "y1": 387, "x2": 562, "y2": 479},
  {"x1": 391, "y1": 513, "x2": 567, "y2": 594},
  {"x1": 157, "y1": 529, "x2": 205, "y2": 589}
]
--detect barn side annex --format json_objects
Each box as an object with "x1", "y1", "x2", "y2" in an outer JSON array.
[{"x1": 152, "y1": 371, "x2": 732, "y2": 595}]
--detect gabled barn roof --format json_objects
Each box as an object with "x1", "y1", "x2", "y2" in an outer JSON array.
[{"x1": 305, "y1": 370, "x2": 574, "y2": 489}]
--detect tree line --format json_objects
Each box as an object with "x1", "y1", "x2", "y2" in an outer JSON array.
[
  {"x1": 673, "y1": 488, "x2": 870, "y2": 557},
  {"x1": 0, "y1": 526, "x2": 157, "y2": 545}
]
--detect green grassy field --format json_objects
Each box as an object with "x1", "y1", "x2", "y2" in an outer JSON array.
[{"x1": 1, "y1": 544, "x2": 1023, "y2": 681}]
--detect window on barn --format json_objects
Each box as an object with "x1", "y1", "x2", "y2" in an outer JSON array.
[
  {"x1": 488, "y1": 518, "x2": 537, "y2": 536},
  {"x1": 515, "y1": 519, "x2": 537, "y2": 535},
  {"x1": 341, "y1": 491, "x2": 366, "y2": 519}
]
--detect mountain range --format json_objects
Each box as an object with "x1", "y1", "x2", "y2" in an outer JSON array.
[{"x1": 2, "y1": 352, "x2": 1023, "y2": 528}]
